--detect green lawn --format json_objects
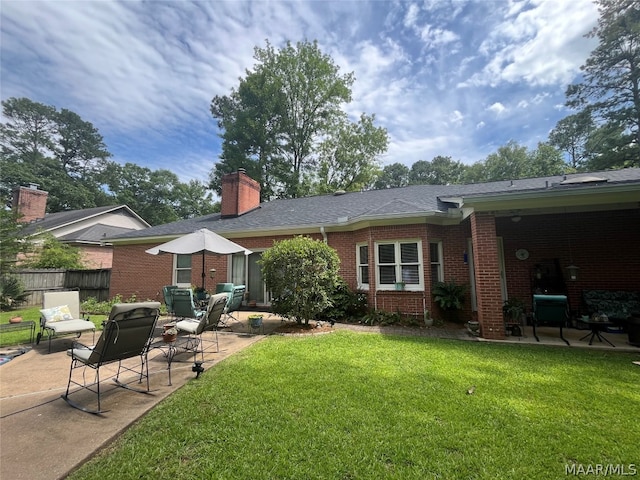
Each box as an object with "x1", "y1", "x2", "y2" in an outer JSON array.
[
  {"x1": 0, "y1": 306, "x2": 106, "y2": 347},
  {"x1": 68, "y1": 331, "x2": 639, "y2": 479}
]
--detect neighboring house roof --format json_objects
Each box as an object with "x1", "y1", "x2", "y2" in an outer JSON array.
[
  {"x1": 22, "y1": 205, "x2": 151, "y2": 244},
  {"x1": 58, "y1": 224, "x2": 136, "y2": 245},
  {"x1": 108, "y1": 168, "x2": 640, "y2": 243}
]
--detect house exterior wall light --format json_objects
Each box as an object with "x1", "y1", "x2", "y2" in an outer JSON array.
[{"x1": 566, "y1": 265, "x2": 580, "y2": 281}]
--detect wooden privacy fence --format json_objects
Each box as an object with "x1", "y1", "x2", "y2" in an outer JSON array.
[{"x1": 13, "y1": 268, "x2": 111, "y2": 306}]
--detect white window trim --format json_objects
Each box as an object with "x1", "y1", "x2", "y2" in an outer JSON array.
[
  {"x1": 430, "y1": 240, "x2": 444, "y2": 284},
  {"x1": 375, "y1": 239, "x2": 424, "y2": 291},
  {"x1": 174, "y1": 254, "x2": 192, "y2": 288},
  {"x1": 356, "y1": 243, "x2": 369, "y2": 290}
]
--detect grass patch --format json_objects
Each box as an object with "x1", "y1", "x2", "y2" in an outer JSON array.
[
  {"x1": 69, "y1": 332, "x2": 639, "y2": 479},
  {"x1": 0, "y1": 306, "x2": 106, "y2": 347}
]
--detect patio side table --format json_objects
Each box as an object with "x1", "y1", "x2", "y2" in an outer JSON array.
[
  {"x1": 0, "y1": 320, "x2": 36, "y2": 344},
  {"x1": 578, "y1": 318, "x2": 615, "y2": 347}
]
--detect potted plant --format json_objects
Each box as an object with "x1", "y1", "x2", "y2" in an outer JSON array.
[
  {"x1": 423, "y1": 309, "x2": 433, "y2": 327},
  {"x1": 162, "y1": 326, "x2": 178, "y2": 343},
  {"x1": 503, "y1": 298, "x2": 526, "y2": 324},
  {"x1": 432, "y1": 280, "x2": 468, "y2": 323},
  {"x1": 395, "y1": 281, "x2": 406, "y2": 291},
  {"x1": 248, "y1": 314, "x2": 263, "y2": 328}
]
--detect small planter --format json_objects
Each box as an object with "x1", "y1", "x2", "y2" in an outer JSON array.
[
  {"x1": 162, "y1": 325, "x2": 178, "y2": 343},
  {"x1": 9, "y1": 316, "x2": 23, "y2": 324},
  {"x1": 395, "y1": 282, "x2": 406, "y2": 291},
  {"x1": 248, "y1": 315, "x2": 263, "y2": 328},
  {"x1": 466, "y1": 321, "x2": 480, "y2": 336}
]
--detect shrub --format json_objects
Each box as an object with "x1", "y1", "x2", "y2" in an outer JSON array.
[
  {"x1": 316, "y1": 278, "x2": 368, "y2": 322},
  {"x1": 261, "y1": 236, "x2": 340, "y2": 325},
  {"x1": 432, "y1": 280, "x2": 468, "y2": 323},
  {"x1": 80, "y1": 293, "x2": 163, "y2": 316},
  {"x1": 0, "y1": 275, "x2": 29, "y2": 310}
]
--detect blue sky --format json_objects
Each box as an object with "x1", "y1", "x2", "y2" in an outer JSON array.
[{"x1": 1, "y1": 0, "x2": 599, "y2": 185}]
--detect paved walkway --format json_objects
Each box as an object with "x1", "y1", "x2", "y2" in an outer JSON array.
[{"x1": 0, "y1": 314, "x2": 636, "y2": 480}]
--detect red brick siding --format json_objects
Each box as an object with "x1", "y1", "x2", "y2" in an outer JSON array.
[
  {"x1": 221, "y1": 171, "x2": 260, "y2": 217},
  {"x1": 471, "y1": 212, "x2": 505, "y2": 339},
  {"x1": 13, "y1": 186, "x2": 48, "y2": 223},
  {"x1": 81, "y1": 246, "x2": 114, "y2": 269},
  {"x1": 497, "y1": 208, "x2": 640, "y2": 315},
  {"x1": 110, "y1": 208, "x2": 640, "y2": 338}
]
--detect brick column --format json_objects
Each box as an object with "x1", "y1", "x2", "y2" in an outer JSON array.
[{"x1": 470, "y1": 212, "x2": 505, "y2": 339}]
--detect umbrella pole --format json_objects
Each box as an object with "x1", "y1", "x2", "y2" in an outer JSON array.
[{"x1": 202, "y1": 251, "x2": 206, "y2": 290}]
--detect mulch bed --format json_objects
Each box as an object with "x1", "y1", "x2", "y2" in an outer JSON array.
[{"x1": 273, "y1": 322, "x2": 334, "y2": 335}]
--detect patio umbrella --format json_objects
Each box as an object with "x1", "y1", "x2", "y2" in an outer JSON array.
[{"x1": 146, "y1": 228, "x2": 252, "y2": 290}]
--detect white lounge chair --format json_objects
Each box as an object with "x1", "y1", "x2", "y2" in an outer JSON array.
[{"x1": 38, "y1": 291, "x2": 96, "y2": 353}]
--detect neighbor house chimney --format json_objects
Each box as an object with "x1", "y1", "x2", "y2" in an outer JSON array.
[
  {"x1": 12, "y1": 184, "x2": 48, "y2": 223},
  {"x1": 221, "y1": 169, "x2": 261, "y2": 218}
]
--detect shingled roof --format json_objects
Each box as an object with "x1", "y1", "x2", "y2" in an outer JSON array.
[
  {"x1": 108, "y1": 168, "x2": 640, "y2": 241},
  {"x1": 21, "y1": 205, "x2": 150, "y2": 243}
]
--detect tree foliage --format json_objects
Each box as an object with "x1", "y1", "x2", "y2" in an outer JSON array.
[
  {"x1": 260, "y1": 236, "x2": 340, "y2": 325},
  {"x1": 312, "y1": 113, "x2": 388, "y2": 194},
  {"x1": 409, "y1": 156, "x2": 466, "y2": 185},
  {"x1": 102, "y1": 163, "x2": 218, "y2": 226},
  {"x1": 1, "y1": 97, "x2": 218, "y2": 224},
  {"x1": 210, "y1": 40, "x2": 387, "y2": 199},
  {"x1": 0, "y1": 202, "x2": 33, "y2": 275},
  {"x1": 0, "y1": 97, "x2": 112, "y2": 210},
  {"x1": 374, "y1": 162, "x2": 410, "y2": 189},
  {"x1": 565, "y1": 0, "x2": 640, "y2": 168},
  {"x1": 23, "y1": 233, "x2": 85, "y2": 269},
  {"x1": 462, "y1": 141, "x2": 567, "y2": 183},
  {"x1": 549, "y1": 111, "x2": 596, "y2": 169}
]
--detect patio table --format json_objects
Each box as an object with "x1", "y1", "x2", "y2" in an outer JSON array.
[{"x1": 578, "y1": 318, "x2": 616, "y2": 347}]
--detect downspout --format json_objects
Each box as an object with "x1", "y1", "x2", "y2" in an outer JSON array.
[{"x1": 320, "y1": 226, "x2": 327, "y2": 243}]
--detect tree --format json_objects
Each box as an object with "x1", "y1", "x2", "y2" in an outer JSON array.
[
  {"x1": 260, "y1": 236, "x2": 340, "y2": 325},
  {"x1": 0, "y1": 202, "x2": 33, "y2": 275},
  {"x1": 0, "y1": 97, "x2": 113, "y2": 210},
  {"x1": 549, "y1": 111, "x2": 596, "y2": 169},
  {"x1": 102, "y1": 163, "x2": 217, "y2": 226},
  {"x1": 462, "y1": 141, "x2": 567, "y2": 183},
  {"x1": 565, "y1": 0, "x2": 640, "y2": 168},
  {"x1": 525, "y1": 142, "x2": 570, "y2": 177},
  {"x1": 24, "y1": 233, "x2": 85, "y2": 269},
  {"x1": 374, "y1": 162, "x2": 410, "y2": 189},
  {"x1": 312, "y1": 113, "x2": 388, "y2": 194},
  {"x1": 211, "y1": 40, "x2": 386, "y2": 199},
  {"x1": 409, "y1": 156, "x2": 466, "y2": 185}
]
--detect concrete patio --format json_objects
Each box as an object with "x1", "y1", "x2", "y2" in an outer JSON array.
[{"x1": 1, "y1": 314, "x2": 637, "y2": 480}]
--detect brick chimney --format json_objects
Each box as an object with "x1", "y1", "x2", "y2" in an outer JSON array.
[
  {"x1": 12, "y1": 184, "x2": 48, "y2": 223},
  {"x1": 221, "y1": 169, "x2": 261, "y2": 218}
]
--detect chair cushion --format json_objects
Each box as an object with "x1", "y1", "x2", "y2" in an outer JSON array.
[
  {"x1": 46, "y1": 319, "x2": 95, "y2": 334},
  {"x1": 40, "y1": 305, "x2": 74, "y2": 323},
  {"x1": 67, "y1": 345, "x2": 94, "y2": 362},
  {"x1": 175, "y1": 319, "x2": 200, "y2": 334}
]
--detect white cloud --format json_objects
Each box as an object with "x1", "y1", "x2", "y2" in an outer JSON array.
[
  {"x1": 461, "y1": 0, "x2": 598, "y2": 88},
  {"x1": 1, "y1": 0, "x2": 600, "y2": 182},
  {"x1": 487, "y1": 102, "x2": 507, "y2": 116}
]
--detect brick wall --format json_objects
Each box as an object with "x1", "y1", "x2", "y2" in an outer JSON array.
[
  {"x1": 220, "y1": 170, "x2": 261, "y2": 217},
  {"x1": 497, "y1": 208, "x2": 640, "y2": 316},
  {"x1": 81, "y1": 246, "x2": 114, "y2": 269},
  {"x1": 13, "y1": 185, "x2": 48, "y2": 223},
  {"x1": 471, "y1": 212, "x2": 505, "y2": 339},
  {"x1": 110, "y1": 208, "x2": 640, "y2": 336}
]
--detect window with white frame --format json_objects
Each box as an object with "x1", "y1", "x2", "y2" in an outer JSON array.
[
  {"x1": 175, "y1": 254, "x2": 192, "y2": 286},
  {"x1": 430, "y1": 241, "x2": 443, "y2": 284},
  {"x1": 356, "y1": 244, "x2": 369, "y2": 289},
  {"x1": 376, "y1": 240, "x2": 423, "y2": 290}
]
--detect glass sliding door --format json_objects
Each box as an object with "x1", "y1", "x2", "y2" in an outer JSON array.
[{"x1": 248, "y1": 252, "x2": 265, "y2": 304}]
